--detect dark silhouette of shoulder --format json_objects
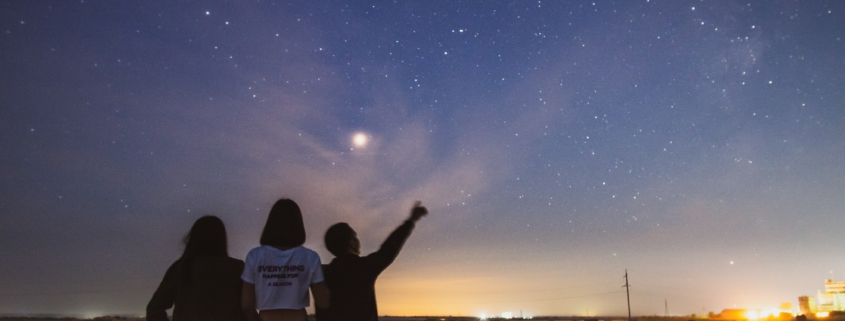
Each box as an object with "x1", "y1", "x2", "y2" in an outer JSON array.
[
  {"x1": 147, "y1": 256, "x2": 245, "y2": 321},
  {"x1": 322, "y1": 220, "x2": 415, "y2": 321}
]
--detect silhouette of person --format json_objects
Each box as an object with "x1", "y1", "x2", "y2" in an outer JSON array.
[
  {"x1": 319, "y1": 201, "x2": 428, "y2": 321},
  {"x1": 147, "y1": 215, "x2": 245, "y2": 321},
  {"x1": 240, "y1": 199, "x2": 330, "y2": 321}
]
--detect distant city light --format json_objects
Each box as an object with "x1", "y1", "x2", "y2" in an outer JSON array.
[
  {"x1": 502, "y1": 312, "x2": 513, "y2": 318},
  {"x1": 745, "y1": 310, "x2": 759, "y2": 320}
]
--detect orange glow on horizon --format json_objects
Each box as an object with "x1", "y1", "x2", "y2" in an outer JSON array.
[
  {"x1": 745, "y1": 310, "x2": 760, "y2": 320},
  {"x1": 370, "y1": 271, "x2": 624, "y2": 316}
]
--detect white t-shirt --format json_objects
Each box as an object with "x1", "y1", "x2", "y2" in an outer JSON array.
[{"x1": 241, "y1": 245, "x2": 324, "y2": 310}]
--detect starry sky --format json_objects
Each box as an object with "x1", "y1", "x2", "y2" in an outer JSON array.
[{"x1": 2, "y1": 0, "x2": 845, "y2": 318}]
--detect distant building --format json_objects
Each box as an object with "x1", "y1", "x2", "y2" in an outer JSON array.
[
  {"x1": 799, "y1": 296, "x2": 817, "y2": 315},
  {"x1": 826, "y1": 280, "x2": 845, "y2": 293},
  {"x1": 817, "y1": 279, "x2": 845, "y2": 312},
  {"x1": 817, "y1": 291, "x2": 843, "y2": 312}
]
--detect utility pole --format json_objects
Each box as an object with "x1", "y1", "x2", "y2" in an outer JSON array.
[
  {"x1": 665, "y1": 299, "x2": 669, "y2": 317},
  {"x1": 624, "y1": 269, "x2": 632, "y2": 321}
]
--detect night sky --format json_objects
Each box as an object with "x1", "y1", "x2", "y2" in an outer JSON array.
[{"x1": 2, "y1": 0, "x2": 845, "y2": 318}]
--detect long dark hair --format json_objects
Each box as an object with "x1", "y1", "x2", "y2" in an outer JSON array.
[
  {"x1": 180, "y1": 215, "x2": 228, "y2": 285},
  {"x1": 260, "y1": 199, "x2": 306, "y2": 248}
]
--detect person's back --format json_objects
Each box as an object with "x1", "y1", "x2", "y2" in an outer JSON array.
[
  {"x1": 320, "y1": 202, "x2": 427, "y2": 321},
  {"x1": 147, "y1": 215, "x2": 245, "y2": 321},
  {"x1": 242, "y1": 245, "x2": 323, "y2": 312},
  {"x1": 322, "y1": 250, "x2": 390, "y2": 319},
  {"x1": 148, "y1": 256, "x2": 245, "y2": 321},
  {"x1": 240, "y1": 199, "x2": 329, "y2": 321}
]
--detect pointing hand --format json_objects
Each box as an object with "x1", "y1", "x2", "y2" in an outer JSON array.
[{"x1": 409, "y1": 201, "x2": 428, "y2": 222}]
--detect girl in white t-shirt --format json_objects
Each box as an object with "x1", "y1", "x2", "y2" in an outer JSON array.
[{"x1": 241, "y1": 199, "x2": 330, "y2": 321}]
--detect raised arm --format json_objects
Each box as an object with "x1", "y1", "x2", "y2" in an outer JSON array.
[{"x1": 367, "y1": 201, "x2": 428, "y2": 272}]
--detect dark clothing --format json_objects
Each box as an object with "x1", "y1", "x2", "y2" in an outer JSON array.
[
  {"x1": 147, "y1": 256, "x2": 245, "y2": 321},
  {"x1": 320, "y1": 220, "x2": 415, "y2": 321}
]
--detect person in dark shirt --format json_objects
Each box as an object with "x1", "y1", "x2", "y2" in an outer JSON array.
[
  {"x1": 319, "y1": 201, "x2": 428, "y2": 321},
  {"x1": 147, "y1": 215, "x2": 245, "y2": 321}
]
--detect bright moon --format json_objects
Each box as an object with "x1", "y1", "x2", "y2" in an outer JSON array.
[{"x1": 352, "y1": 133, "x2": 368, "y2": 147}]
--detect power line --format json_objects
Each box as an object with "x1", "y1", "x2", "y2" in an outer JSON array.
[{"x1": 624, "y1": 269, "x2": 631, "y2": 321}]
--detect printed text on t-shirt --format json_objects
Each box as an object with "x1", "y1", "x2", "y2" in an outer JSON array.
[
  {"x1": 258, "y1": 265, "x2": 305, "y2": 272},
  {"x1": 259, "y1": 265, "x2": 304, "y2": 286}
]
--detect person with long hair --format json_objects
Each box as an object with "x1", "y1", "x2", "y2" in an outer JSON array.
[
  {"x1": 147, "y1": 215, "x2": 245, "y2": 321},
  {"x1": 241, "y1": 199, "x2": 329, "y2": 321}
]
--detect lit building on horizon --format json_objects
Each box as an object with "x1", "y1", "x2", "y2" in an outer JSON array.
[
  {"x1": 825, "y1": 280, "x2": 845, "y2": 293},
  {"x1": 814, "y1": 279, "x2": 845, "y2": 312},
  {"x1": 796, "y1": 279, "x2": 845, "y2": 314},
  {"x1": 799, "y1": 296, "x2": 817, "y2": 315}
]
